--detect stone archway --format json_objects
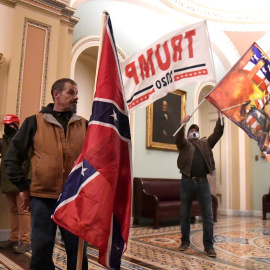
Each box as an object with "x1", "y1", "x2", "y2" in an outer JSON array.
[{"x1": 70, "y1": 36, "x2": 127, "y2": 120}]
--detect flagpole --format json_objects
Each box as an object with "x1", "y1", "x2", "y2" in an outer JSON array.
[
  {"x1": 221, "y1": 94, "x2": 270, "y2": 112},
  {"x1": 75, "y1": 12, "x2": 109, "y2": 269},
  {"x1": 76, "y1": 238, "x2": 84, "y2": 270},
  {"x1": 172, "y1": 83, "x2": 225, "y2": 137},
  {"x1": 173, "y1": 98, "x2": 206, "y2": 137},
  {"x1": 93, "y1": 10, "x2": 109, "y2": 97}
]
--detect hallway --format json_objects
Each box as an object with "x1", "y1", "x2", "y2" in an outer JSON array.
[{"x1": 0, "y1": 215, "x2": 269, "y2": 269}]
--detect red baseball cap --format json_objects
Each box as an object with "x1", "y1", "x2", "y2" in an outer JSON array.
[{"x1": 1, "y1": 114, "x2": 20, "y2": 124}]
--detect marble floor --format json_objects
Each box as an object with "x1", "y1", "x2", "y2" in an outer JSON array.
[{"x1": 0, "y1": 216, "x2": 269, "y2": 269}]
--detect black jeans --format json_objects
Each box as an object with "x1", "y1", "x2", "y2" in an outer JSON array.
[
  {"x1": 30, "y1": 197, "x2": 88, "y2": 270},
  {"x1": 180, "y1": 177, "x2": 214, "y2": 249}
]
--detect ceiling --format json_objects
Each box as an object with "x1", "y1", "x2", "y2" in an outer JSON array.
[
  {"x1": 161, "y1": 0, "x2": 270, "y2": 24},
  {"x1": 71, "y1": 0, "x2": 270, "y2": 27},
  {"x1": 71, "y1": 0, "x2": 270, "y2": 62}
]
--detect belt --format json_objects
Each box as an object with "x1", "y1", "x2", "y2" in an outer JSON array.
[{"x1": 182, "y1": 175, "x2": 206, "y2": 181}]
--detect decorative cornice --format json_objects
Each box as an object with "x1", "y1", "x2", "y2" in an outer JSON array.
[
  {"x1": 0, "y1": 0, "x2": 16, "y2": 8},
  {"x1": 160, "y1": 0, "x2": 270, "y2": 24},
  {"x1": 2, "y1": 0, "x2": 79, "y2": 29}
]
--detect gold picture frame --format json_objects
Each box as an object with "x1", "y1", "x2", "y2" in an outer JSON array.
[{"x1": 146, "y1": 90, "x2": 187, "y2": 151}]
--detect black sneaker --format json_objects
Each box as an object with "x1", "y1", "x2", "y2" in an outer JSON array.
[
  {"x1": 204, "y1": 248, "x2": 216, "y2": 257},
  {"x1": 14, "y1": 243, "x2": 31, "y2": 254},
  {"x1": 179, "y1": 242, "x2": 189, "y2": 251},
  {"x1": 0, "y1": 240, "x2": 19, "y2": 248}
]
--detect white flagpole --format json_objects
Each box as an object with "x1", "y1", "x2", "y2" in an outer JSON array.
[
  {"x1": 172, "y1": 82, "x2": 225, "y2": 137},
  {"x1": 221, "y1": 94, "x2": 270, "y2": 112},
  {"x1": 173, "y1": 98, "x2": 206, "y2": 137},
  {"x1": 93, "y1": 10, "x2": 109, "y2": 97},
  {"x1": 76, "y1": 11, "x2": 109, "y2": 270}
]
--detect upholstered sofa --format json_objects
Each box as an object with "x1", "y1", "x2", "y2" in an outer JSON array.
[
  {"x1": 262, "y1": 187, "x2": 270, "y2": 220},
  {"x1": 133, "y1": 177, "x2": 218, "y2": 229}
]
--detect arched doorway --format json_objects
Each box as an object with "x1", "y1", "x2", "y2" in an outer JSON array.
[
  {"x1": 70, "y1": 36, "x2": 127, "y2": 120},
  {"x1": 196, "y1": 82, "x2": 230, "y2": 214}
]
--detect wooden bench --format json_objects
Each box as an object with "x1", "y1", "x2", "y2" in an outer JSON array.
[{"x1": 133, "y1": 177, "x2": 218, "y2": 229}]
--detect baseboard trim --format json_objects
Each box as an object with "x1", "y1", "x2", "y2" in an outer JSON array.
[
  {"x1": 0, "y1": 230, "x2": 10, "y2": 241},
  {"x1": 218, "y1": 209, "x2": 263, "y2": 217},
  {"x1": 0, "y1": 211, "x2": 266, "y2": 240}
]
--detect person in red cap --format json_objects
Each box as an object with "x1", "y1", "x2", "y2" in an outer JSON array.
[{"x1": 0, "y1": 114, "x2": 31, "y2": 253}]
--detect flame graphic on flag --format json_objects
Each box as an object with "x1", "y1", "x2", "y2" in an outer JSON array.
[{"x1": 206, "y1": 43, "x2": 270, "y2": 160}]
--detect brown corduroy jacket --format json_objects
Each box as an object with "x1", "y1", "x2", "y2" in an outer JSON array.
[
  {"x1": 175, "y1": 118, "x2": 224, "y2": 177},
  {"x1": 29, "y1": 113, "x2": 87, "y2": 199},
  {"x1": 4, "y1": 106, "x2": 87, "y2": 199}
]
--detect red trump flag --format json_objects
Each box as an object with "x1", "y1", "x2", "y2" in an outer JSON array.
[
  {"x1": 206, "y1": 43, "x2": 270, "y2": 160},
  {"x1": 52, "y1": 12, "x2": 132, "y2": 269}
]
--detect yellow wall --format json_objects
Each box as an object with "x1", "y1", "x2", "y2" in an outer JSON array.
[{"x1": 0, "y1": 0, "x2": 78, "y2": 230}]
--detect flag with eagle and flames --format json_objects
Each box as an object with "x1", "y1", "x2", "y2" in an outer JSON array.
[{"x1": 206, "y1": 43, "x2": 270, "y2": 161}]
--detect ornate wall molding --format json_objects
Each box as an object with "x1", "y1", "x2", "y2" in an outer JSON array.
[{"x1": 16, "y1": 18, "x2": 51, "y2": 116}]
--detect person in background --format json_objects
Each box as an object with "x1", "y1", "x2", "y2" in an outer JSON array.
[
  {"x1": 175, "y1": 113, "x2": 224, "y2": 258},
  {"x1": 0, "y1": 114, "x2": 31, "y2": 253},
  {"x1": 4, "y1": 79, "x2": 88, "y2": 270}
]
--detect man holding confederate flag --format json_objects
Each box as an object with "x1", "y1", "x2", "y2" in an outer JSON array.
[{"x1": 4, "y1": 78, "x2": 89, "y2": 270}]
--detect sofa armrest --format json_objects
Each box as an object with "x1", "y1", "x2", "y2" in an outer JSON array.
[
  {"x1": 263, "y1": 194, "x2": 270, "y2": 203},
  {"x1": 141, "y1": 189, "x2": 159, "y2": 209},
  {"x1": 262, "y1": 193, "x2": 270, "y2": 220}
]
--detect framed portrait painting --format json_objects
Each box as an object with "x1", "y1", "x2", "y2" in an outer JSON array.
[{"x1": 146, "y1": 90, "x2": 187, "y2": 151}]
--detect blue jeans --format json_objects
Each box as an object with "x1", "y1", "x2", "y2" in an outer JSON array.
[
  {"x1": 30, "y1": 197, "x2": 88, "y2": 270},
  {"x1": 180, "y1": 177, "x2": 214, "y2": 249}
]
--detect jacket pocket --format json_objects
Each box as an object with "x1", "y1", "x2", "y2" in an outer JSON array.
[{"x1": 31, "y1": 155, "x2": 61, "y2": 194}]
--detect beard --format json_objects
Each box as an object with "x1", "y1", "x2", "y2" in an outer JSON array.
[{"x1": 69, "y1": 102, "x2": 77, "y2": 113}]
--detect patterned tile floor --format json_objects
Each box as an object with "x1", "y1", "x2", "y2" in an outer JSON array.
[
  {"x1": 0, "y1": 216, "x2": 269, "y2": 269},
  {"x1": 126, "y1": 216, "x2": 270, "y2": 269}
]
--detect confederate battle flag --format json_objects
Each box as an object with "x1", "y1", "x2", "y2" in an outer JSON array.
[
  {"x1": 206, "y1": 43, "x2": 270, "y2": 161},
  {"x1": 52, "y1": 12, "x2": 132, "y2": 269}
]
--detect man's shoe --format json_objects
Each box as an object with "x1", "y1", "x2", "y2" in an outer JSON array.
[
  {"x1": 179, "y1": 242, "x2": 189, "y2": 251},
  {"x1": 204, "y1": 248, "x2": 216, "y2": 257},
  {"x1": 0, "y1": 240, "x2": 19, "y2": 248},
  {"x1": 14, "y1": 243, "x2": 31, "y2": 254}
]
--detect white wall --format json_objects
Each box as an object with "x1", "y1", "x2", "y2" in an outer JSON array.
[{"x1": 75, "y1": 53, "x2": 96, "y2": 120}]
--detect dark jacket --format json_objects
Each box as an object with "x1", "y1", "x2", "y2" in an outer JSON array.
[
  {"x1": 175, "y1": 118, "x2": 224, "y2": 177},
  {"x1": 0, "y1": 134, "x2": 19, "y2": 193},
  {"x1": 4, "y1": 104, "x2": 87, "y2": 199}
]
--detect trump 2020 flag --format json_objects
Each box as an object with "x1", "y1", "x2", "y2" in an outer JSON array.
[
  {"x1": 206, "y1": 43, "x2": 270, "y2": 161},
  {"x1": 120, "y1": 20, "x2": 215, "y2": 111},
  {"x1": 52, "y1": 12, "x2": 132, "y2": 269}
]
